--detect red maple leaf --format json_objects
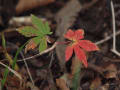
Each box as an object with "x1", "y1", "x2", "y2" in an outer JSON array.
[{"x1": 64, "y1": 29, "x2": 99, "y2": 68}]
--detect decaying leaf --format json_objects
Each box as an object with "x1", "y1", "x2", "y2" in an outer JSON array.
[
  {"x1": 25, "y1": 36, "x2": 42, "y2": 53},
  {"x1": 25, "y1": 39, "x2": 37, "y2": 53},
  {"x1": 16, "y1": 0, "x2": 55, "y2": 14}
]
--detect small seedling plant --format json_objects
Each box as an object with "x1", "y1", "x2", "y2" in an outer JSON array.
[
  {"x1": 18, "y1": 15, "x2": 52, "y2": 53},
  {"x1": 1, "y1": 14, "x2": 99, "y2": 90},
  {"x1": 64, "y1": 29, "x2": 99, "y2": 67}
]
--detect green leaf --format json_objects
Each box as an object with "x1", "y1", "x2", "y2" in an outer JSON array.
[
  {"x1": 44, "y1": 22, "x2": 52, "y2": 34},
  {"x1": 32, "y1": 36, "x2": 42, "y2": 45},
  {"x1": 31, "y1": 14, "x2": 52, "y2": 35},
  {"x1": 31, "y1": 15, "x2": 46, "y2": 34},
  {"x1": 18, "y1": 26, "x2": 41, "y2": 37},
  {"x1": 39, "y1": 37, "x2": 47, "y2": 52}
]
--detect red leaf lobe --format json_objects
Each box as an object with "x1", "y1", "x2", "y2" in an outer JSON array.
[
  {"x1": 79, "y1": 40, "x2": 99, "y2": 51},
  {"x1": 74, "y1": 44, "x2": 88, "y2": 68},
  {"x1": 65, "y1": 46, "x2": 73, "y2": 61}
]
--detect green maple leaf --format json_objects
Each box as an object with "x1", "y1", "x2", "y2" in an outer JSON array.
[
  {"x1": 17, "y1": 14, "x2": 52, "y2": 52},
  {"x1": 31, "y1": 14, "x2": 52, "y2": 35}
]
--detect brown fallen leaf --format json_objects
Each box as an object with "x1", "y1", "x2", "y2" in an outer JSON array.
[
  {"x1": 56, "y1": 78, "x2": 70, "y2": 90},
  {"x1": 16, "y1": 0, "x2": 55, "y2": 14},
  {"x1": 90, "y1": 76, "x2": 102, "y2": 90},
  {"x1": 104, "y1": 63, "x2": 117, "y2": 79}
]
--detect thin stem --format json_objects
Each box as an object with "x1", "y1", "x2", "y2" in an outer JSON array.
[
  {"x1": 111, "y1": 1, "x2": 116, "y2": 50},
  {"x1": 71, "y1": 57, "x2": 82, "y2": 90},
  {"x1": 56, "y1": 41, "x2": 71, "y2": 45},
  {"x1": 22, "y1": 55, "x2": 35, "y2": 86}
]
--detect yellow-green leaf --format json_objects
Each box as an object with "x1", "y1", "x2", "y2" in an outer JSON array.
[
  {"x1": 18, "y1": 26, "x2": 41, "y2": 37},
  {"x1": 39, "y1": 37, "x2": 47, "y2": 52}
]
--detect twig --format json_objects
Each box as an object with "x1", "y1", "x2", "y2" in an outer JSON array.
[
  {"x1": 48, "y1": 51, "x2": 55, "y2": 68},
  {"x1": 21, "y1": 52, "x2": 35, "y2": 86},
  {"x1": 111, "y1": 49, "x2": 120, "y2": 57},
  {"x1": 0, "y1": 61, "x2": 22, "y2": 80},
  {"x1": 17, "y1": 42, "x2": 57, "y2": 62},
  {"x1": 95, "y1": 30, "x2": 120, "y2": 45},
  {"x1": 111, "y1": 1, "x2": 116, "y2": 50},
  {"x1": 110, "y1": 1, "x2": 120, "y2": 56}
]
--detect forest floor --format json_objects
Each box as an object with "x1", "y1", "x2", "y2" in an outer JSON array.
[{"x1": 0, "y1": 0, "x2": 120, "y2": 90}]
